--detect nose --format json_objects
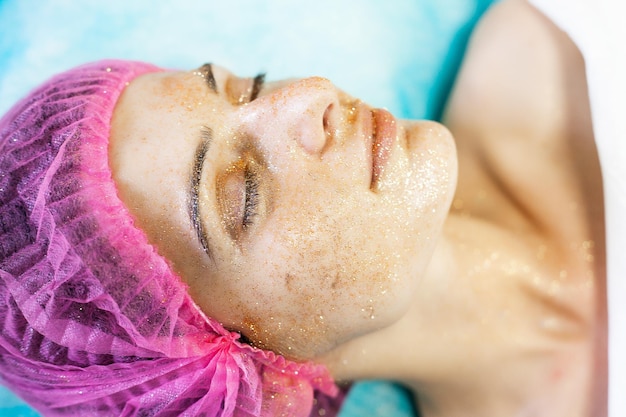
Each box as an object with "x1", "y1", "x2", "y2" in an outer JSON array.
[{"x1": 236, "y1": 77, "x2": 341, "y2": 156}]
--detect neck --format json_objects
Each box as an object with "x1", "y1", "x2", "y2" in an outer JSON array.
[{"x1": 318, "y1": 214, "x2": 592, "y2": 417}]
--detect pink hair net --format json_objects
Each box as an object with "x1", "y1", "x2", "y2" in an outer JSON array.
[{"x1": 0, "y1": 60, "x2": 342, "y2": 416}]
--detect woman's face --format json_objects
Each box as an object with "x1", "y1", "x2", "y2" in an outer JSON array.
[{"x1": 109, "y1": 65, "x2": 457, "y2": 359}]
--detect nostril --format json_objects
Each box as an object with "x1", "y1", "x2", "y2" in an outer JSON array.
[
  {"x1": 320, "y1": 103, "x2": 336, "y2": 155},
  {"x1": 323, "y1": 103, "x2": 333, "y2": 133}
]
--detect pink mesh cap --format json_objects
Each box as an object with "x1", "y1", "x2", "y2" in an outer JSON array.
[{"x1": 0, "y1": 60, "x2": 342, "y2": 416}]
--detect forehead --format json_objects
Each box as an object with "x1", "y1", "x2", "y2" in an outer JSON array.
[
  {"x1": 131, "y1": 71, "x2": 218, "y2": 112},
  {"x1": 110, "y1": 70, "x2": 234, "y2": 157}
]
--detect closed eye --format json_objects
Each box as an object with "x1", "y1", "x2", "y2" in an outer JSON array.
[
  {"x1": 218, "y1": 157, "x2": 263, "y2": 241},
  {"x1": 226, "y1": 72, "x2": 266, "y2": 105},
  {"x1": 190, "y1": 127, "x2": 214, "y2": 260}
]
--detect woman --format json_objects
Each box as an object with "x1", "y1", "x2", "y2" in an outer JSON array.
[{"x1": 0, "y1": 0, "x2": 609, "y2": 416}]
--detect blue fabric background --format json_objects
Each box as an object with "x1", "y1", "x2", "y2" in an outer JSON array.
[{"x1": 0, "y1": 0, "x2": 495, "y2": 415}]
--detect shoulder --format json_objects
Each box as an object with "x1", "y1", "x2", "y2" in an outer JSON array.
[
  {"x1": 445, "y1": 0, "x2": 588, "y2": 156},
  {"x1": 444, "y1": 0, "x2": 599, "y2": 259}
]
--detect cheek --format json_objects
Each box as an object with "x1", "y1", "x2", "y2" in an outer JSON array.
[{"x1": 235, "y1": 195, "x2": 420, "y2": 357}]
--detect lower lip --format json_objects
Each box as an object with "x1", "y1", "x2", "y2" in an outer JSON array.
[{"x1": 371, "y1": 108, "x2": 396, "y2": 188}]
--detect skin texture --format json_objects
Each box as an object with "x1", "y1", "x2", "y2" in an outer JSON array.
[
  {"x1": 319, "y1": 1, "x2": 604, "y2": 417},
  {"x1": 109, "y1": 66, "x2": 457, "y2": 359},
  {"x1": 109, "y1": 1, "x2": 605, "y2": 416}
]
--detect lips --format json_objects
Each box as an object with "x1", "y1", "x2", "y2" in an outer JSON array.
[{"x1": 370, "y1": 108, "x2": 396, "y2": 188}]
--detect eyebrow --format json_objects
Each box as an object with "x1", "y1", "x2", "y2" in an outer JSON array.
[
  {"x1": 198, "y1": 63, "x2": 217, "y2": 93},
  {"x1": 190, "y1": 127, "x2": 213, "y2": 261}
]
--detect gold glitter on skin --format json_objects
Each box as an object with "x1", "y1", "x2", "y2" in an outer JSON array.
[
  {"x1": 109, "y1": 66, "x2": 457, "y2": 360},
  {"x1": 318, "y1": 3, "x2": 602, "y2": 416},
  {"x1": 108, "y1": 3, "x2": 604, "y2": 412}
]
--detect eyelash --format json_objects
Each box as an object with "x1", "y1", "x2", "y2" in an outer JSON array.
[
  {"x1": 250, "y1": 73, "x2": 266, "y2": 101},
  {"x1": 242, "y1": 166, "x2": 260, "y2": 228},
  {"x1": 239, "y1": 73, "x2": 264, "y2": 230}
]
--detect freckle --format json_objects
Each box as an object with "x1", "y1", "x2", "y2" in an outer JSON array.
[{"x1": 285, "y1": 273, "x2": 294, "y2": 291}]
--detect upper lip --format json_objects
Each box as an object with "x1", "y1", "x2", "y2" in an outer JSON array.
[
  {"x1": 357, "y1": 103, "x2": 375, "y2": 186},
  {"x1": 349, "y1": 100, "x2": 396, "y2": 189},
  {"x1": 368, "y1": 107, "x2": 396, "y2": 189}
]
